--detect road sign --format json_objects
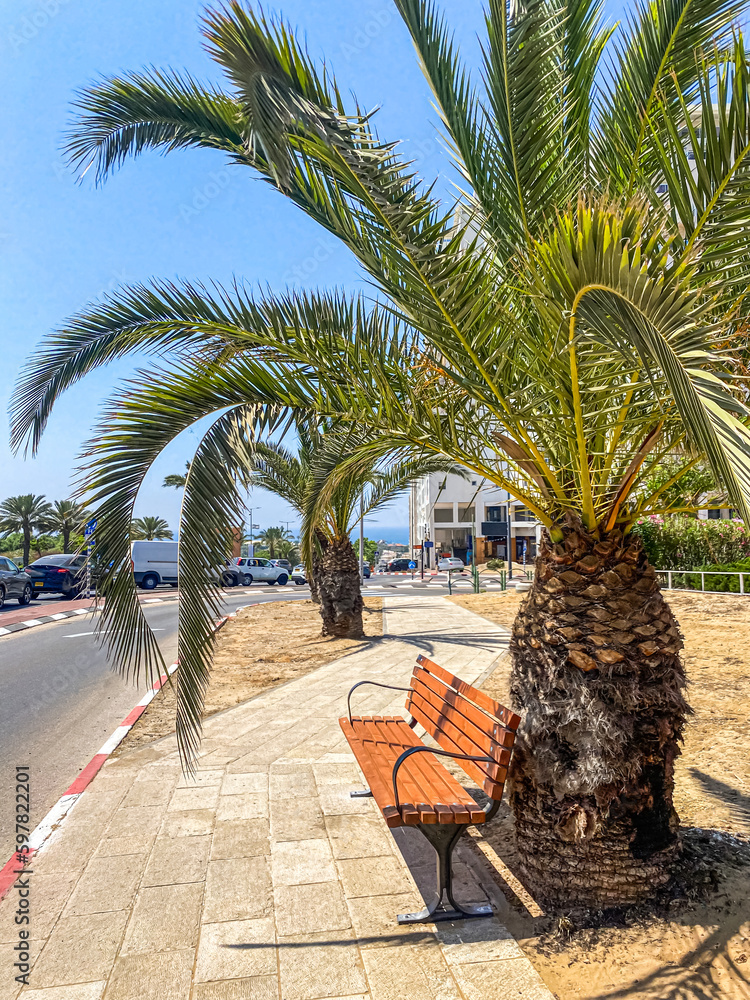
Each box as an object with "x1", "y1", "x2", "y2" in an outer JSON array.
[
  {"x1": 84, "y1": 518, "x2": 97, "y2": 537},
  {"x1": 408, "y1": 561, "x2": 417, "y2": 569},
  {"x1": 423, "y1": 540, "x2": 434, "y2": 548}
]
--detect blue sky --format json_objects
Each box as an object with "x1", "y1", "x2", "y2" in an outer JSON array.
[{"x1": 0, "y1": 0, "x2": 626, "y2": 540}]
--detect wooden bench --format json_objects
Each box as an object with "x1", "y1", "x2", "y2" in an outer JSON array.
[{"x1": 339, "y1": 653, "x2": 520, "y2": 924}]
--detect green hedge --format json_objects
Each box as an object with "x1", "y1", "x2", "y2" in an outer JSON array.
[{"x1": 677, "y1": 558, "x2": 750, "y2": 593}]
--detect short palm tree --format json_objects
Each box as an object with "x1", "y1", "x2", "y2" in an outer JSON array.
[
  {"x1": 130, "y1": 516, "x2": 173, "y2": 540},
  {"x1": 163, "y1": 461, "x2": 191, "y2": 489},
  {"x1": 47, "y1": 499, "x2": 89, "y2": 552},
  {"x1": 251, "y1": 420, "x2": 460, "y2": 636},
  {"x1": 0, "y1": 494, "x2": 54, "y2": 566},
  {"x1": 11, "y1": 1, "x2": 750, "y2": 906}
]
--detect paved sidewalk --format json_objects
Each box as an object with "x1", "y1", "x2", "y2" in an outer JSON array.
[{"x1": 0, "y1": 596, "x2": 553, "y2": 1000}]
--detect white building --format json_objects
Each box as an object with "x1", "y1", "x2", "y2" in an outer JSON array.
[{"x1": 409, "y1": 471, "x2": 542, "y2": 568}]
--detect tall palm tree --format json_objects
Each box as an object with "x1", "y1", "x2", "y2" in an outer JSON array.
[
  {"x1": 130, "y1": 516, "x2": 174, "y2": 540},
  {"x1": 11, "y1": 1, "x2": 750, "y2": 906},
  {"x1": 251, "y1": 421, "x2": 461, "y2": 636},
  {"x1": 163, "y1": 461, "x2": 191, "y2": 489},
  {"x1": 47, "y1": 499, "x2": 89, "y2": 552},
  {"x1": 0, "y1": 494, "x2": 53, "y2": 566},
  {"x1": 256, "y1": 525, "x2": 291, "y2": 560}
]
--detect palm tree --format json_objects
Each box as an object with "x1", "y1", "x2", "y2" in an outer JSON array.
[
  {"x1": 251, "y1": 421, "x2": 460, "y2": 636},
  {"x1": 47, "y1": 499, "x2": 89, "y2": 552},
  {"x1": 163, "y1": 461, "x2": 191, "y2": 489},
  {"x1": 11, "y1": 1, "x2": 750, "y2": 906},
  {"x1": 256, "y1": 525, "x2": 291, "y2": 560},
  {"x1": 130, "y1": 516, "x2": 173, "y2": 540},
  {"x1": 0, "y1": 494, "x2": 53, "y2": 566}
]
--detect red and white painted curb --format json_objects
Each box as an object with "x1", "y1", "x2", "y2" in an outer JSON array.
[{"x1": 0, "y1": 611, "x2": 241, "y2": 901}]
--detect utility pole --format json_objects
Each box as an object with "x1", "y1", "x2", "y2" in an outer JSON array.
[
  {"x1": 506, "y1": 491, "x2": 513, "y2": 581},
  {"x1": 359, "y1": 496, "x2": 365, "y2": 581}
]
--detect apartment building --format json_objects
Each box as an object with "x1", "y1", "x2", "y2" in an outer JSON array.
[{"x1": 409, "y1": 471, "x2": 542, "y2": 567}]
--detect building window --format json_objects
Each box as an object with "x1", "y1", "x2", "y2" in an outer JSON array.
[
  {"x1": 514, "y1": 506, "x2": 535, "y2": 522},
  {"x1": 486, "y1": 506, "x2": 508, "y2": 522},
  {"x1": 434, "y1": 506, "x2": 454, "y2": 523},
  {"x1": 457, "y1": 505, "x2": 475, "y2": 523},
  {"x1": 707, "y1": 509, "x2": 721, "y2": 519}
]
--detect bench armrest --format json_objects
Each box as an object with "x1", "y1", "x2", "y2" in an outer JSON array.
[
  {"x1": 391, "y1": 745, "x2": 501, "y2": 820},
  {"x1": 346, "y1": 680, "x2": 413, "y2": 724}
]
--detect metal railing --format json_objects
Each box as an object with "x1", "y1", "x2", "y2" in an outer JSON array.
[{"x1": 657, "y1": 568, "x2": 748, "y2": 595}]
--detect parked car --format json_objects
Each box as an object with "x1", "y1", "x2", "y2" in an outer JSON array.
[
  {"x1": 131, "y1": 540, "x2": 178, "y2": 590},
  {"x1": 292, "y1": 564, "x2": 307, "y2": 585},
  {"x1": 362, "y1": 562, "x2": 371, "y2": 579},
  {"x1": 438, "y1": 556, "x2": 466, "y2": 572},
  {"x1": 24, "y1": 553, "x2": 87, "y2": 598},
  {"x1": 387, "y1": 558, "x2": 413, "y2": 572},
  {"x1": 270, "y1": 558, "x2": 292, "y2": 572},
  {"x1": 232, "y1": 557, "x2": 289, "y2": 586},
  {"x1": 0, "y1": 557, "x2": 33, "y2": 607}
]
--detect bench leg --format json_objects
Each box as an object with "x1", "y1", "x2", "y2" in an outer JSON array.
[{"x1": 397, "y1": 824, "x2": 493, "y2": 924}]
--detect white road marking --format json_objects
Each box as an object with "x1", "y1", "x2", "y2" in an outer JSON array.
[{"x1": 63, "y1": 628, "x2": 166, "y2": 638}]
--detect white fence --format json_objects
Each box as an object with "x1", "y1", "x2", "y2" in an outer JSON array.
[{"x1": 657, "y1": 569, "x2": 748, "y2": 595}]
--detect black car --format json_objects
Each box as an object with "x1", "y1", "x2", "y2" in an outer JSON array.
[
  {"x1": 25, "y1": 553, "x2": 87, "y2": 598},
  {"x1": 0, "y1": 557, "x2": 33, "y2": 608},
  {"x1": 387, "y1": 558, "x2": 413, "y2": 572}
]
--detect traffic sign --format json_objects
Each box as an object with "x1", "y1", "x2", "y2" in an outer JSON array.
[
  {"x1": 423, "y1": 540, "x2": 434, "y2": 548},
  {"x1": 84, "y1": 518, "x2": 97, "y2": 537},
  {"x1": 408, "y1": 560, "x2": 417, "y2": 569}
]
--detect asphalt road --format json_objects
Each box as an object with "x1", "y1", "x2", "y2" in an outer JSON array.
[{"x1": 0, "y1": 571, "x2": 504, "y2": 861}]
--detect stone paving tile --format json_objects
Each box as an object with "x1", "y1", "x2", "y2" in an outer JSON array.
[
  {"x1": 277, "y1": 930, "x2": 367, "y2": 1000},
  {"x1": 216, "y1": 794, "x2": 269, "y2": 822},
  {"x1": 361, "y1": 942, "x2": 462, "y2": 1000},
  {"x1": 142, "y1": 833, "x2": 211, "y2": 885},
  {"x1": 345, "y1": 894, "x2": 429, "y2": 947},
  {"x1": 194, "y1": 918, "x2": 277, "y2": 983},
  {"x1": 120, "y1": 883, "x2": 204, "y2": 954},
  {"x1": 225, "y1": 757, "x2": 272, "y2": 775},
  {"x1": 160, "y1": 809, "x2": 216, "y2": 838},
  {"x1": 317, "y1": 786, "x2": 378, "y2": 818},
  {"x1": 203, "y1": 858, "x2": 272, "y2": 922},
  {"x1": 103, "y1": 949, "x2": 194, "y2": 1000},
  {"x1": 63, "y1": 856, "x2": 145, "y2": 916},
  {"x1": 30, "y1": 911, "x2": 128, "y2": 988},
  {"x1": 273, "y1": 881, "x2": 351, "y2": 936},
  {"x1": 94, "y1": 831, "x2": 158, "y2": 859},
  {"x1": 20, "y1": 984, "x2": 105, "y2": 1000},
  {"x1": 167, "y1": 785, "x2": 221, "y2": 812},
  {"x1": 324, "y1": 816, "x2": 394, "y2": 860},
  {"x1": 191, "y1": 975, "x2": 279, "y2": 1000},
  {"x1": 269, "y1": 771, "x2": 317, "y2": 801},
  {"x1": 210, "y1": 820, "x2": 270, "y2": 861},
  {"x1": 7, "y1": 872, "x2": 78, "y2": 940},
  {"x1": 336, "y1": 858, "x2": 413, "y2": 899},
  {"x1": 221, "y1": 773, "x2": 268, "y2": 795},
  {"x1": 177, "y1": 769, "x2": 225, "y2": 788},
  {"x1": 271, "y1": 839, "x2": 335, "y2": 887},
  {"x1": 311, "y1": 763, "x2": 361, "y2": 786},
  {"x1": 435, "y1": 919, "x2": 522, "y2": 964},
  {"x1": 450, "y1": 958, "x2": 554, "y2": 1000},
  {"x1": 121, "y1": 779, "x2": 175, "y2": 809},
  {"x1": 270, "y1": 797, "x2": 325, "y2": 842},
  {"x1": 103, "y1": 805, "x2": 166, "y2": 842}
]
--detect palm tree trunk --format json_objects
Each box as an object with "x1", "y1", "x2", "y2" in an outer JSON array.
[
  {"x1": 22, "y1": 527, "x2": 31, "y2": 568},
  {"x1": 508, "y1": 516, "x2": 689, "y2": 910},
  {"x1": 317, "y1": 536, "x2": 364, "y2": 638},
  {"x1": 62, "y1": 527, "x2": 71, "y2": 552}
]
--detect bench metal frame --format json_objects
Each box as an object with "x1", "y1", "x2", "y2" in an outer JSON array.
[{"x1": 346, "y1": 680, "x2": 504, "y2": 924}]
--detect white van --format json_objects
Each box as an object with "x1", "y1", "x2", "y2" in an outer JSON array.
[{"x1": 131, "y1": 540, "x2": 179, "y2": 590}]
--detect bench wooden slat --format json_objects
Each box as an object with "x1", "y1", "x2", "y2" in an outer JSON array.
[
  {"x1": 408, "y1": 671, "x2": 514, "y2": 763},
  {"x1": 410, "y1": 667, "x2": 517, "y2": 750},
  {"x1": 416, "y1": 655, "x2": 521, "y2": 730},
  {"x1": 351, "y1": 716, "x2": 428, "y2": 824},
  {"x1": 367, "y1": 718, "x2": 439, "y2": 824},
  {"x1": 408, "y1": 687, "x2": 510, "y2": 786},
  {"x1": 340, "y1": 718, "x2": 402, "y2": 826}
]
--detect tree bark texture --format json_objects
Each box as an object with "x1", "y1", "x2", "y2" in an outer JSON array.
[
  {"x1": 317, "y1": 536, "x2": 364, "y2": 638},
  {"x1": 509, "y1": 517, "x2": 689, "y2": 909}
]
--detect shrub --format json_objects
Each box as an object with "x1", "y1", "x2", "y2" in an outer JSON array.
[
  {"x1": 680, "y1": 558, "x2": 750, "y2": 593},
  {"x1": 630, "y1": 514, "x2": 750, "y2": 569},
  {"x1": 486, "y1": 558, "x2": 505, "y2": 570}
]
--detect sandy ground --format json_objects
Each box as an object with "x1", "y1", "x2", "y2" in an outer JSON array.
[
  {"x1": 449, "y1": 589, "x2": 750, "y2": 1000},
  {"x1": 112, "y1": 598, "x2": 382, "y2": 757}
]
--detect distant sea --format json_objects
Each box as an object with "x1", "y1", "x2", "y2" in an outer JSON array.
[{"x1": 354, "y1": 524, "x2": 410, "y2": 545}]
